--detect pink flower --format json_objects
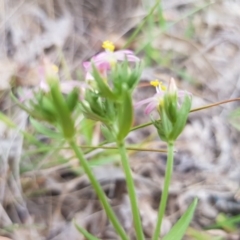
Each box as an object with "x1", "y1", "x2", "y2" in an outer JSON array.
[
  {"x1": 83, "y1": 40, "x2": 139, "y2": 81},
  {"x1": 134, "y1": 79, "x2": 166, "y2": 114},
  {"x1": 39, "y1": 79, "x2": 84, "y2": 95},
  {"x1": 20, "y1": 58, "x2": 85, "y2": 102},
  {"x1": 134, "y1": 78, "x2": 190, "y2": 115},
  {"x1": 39, "y1": 58, "x2": 86, "y2": 95},
  {"x1": 134, "y1": 92, "x2": 165, "y2": 114},
  {"x1": 83, "y1": 61, "x2": 111, "y2": 81}
]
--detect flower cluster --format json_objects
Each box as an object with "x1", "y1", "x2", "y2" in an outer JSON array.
[{"x1": 18, "y1": 40, "x2": 191, "y2": 143}]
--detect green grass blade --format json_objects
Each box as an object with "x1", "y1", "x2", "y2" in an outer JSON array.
[
  {"x1": 123, "y1": 0, "x2": 161, "y2": 48},
  {"x1": 74, "y1": 220, "x2": 100, "y2": 240}
]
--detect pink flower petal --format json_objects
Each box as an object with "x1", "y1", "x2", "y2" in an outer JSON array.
[
  {"x1": 19, "y1": 89, "x2": 34, "y2": 102},
  {"x1": 134, "y1": 97, "x2": 156, "y2": 108},
  {"x1": 144, "y1": 101, "x2": 158, "y2": 115},
  {"x1": 114, "y1": 50, "x2": 139, "y2": 62},
  {"x1": 83, "y1": 61, "x2": 91, "y2": 70},
  {"x1": 135, "y1": 92, "x2": 164, "y2": 114},
  {"x1": 40, "y1": 80, "x2": 49, "y2": 92},
  {"x1": 60, "y1": 81, "x2": 85, "y2": 94},
  {"x1": 98, "y1": 62, "x2": 111, "y2": 71},
  {"x1": 93, "y1": 52, "x2": 108, "y2": 61},
  {"x1": 178, "y1": 90, "x2": 192, "y2": 98},
  {"x1": 83, "y1": 48, "x2": 139, "y2": 82},
  {"x1": 85, "y1": 71, "x2": 94, "y2": 81}
]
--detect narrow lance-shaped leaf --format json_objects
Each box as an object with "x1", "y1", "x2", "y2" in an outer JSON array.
[
  {"x1": 153, "y1": 120, "x2": 168, "y2": 143},
  {"x1": 49, "y1": 78, "x2": 75, "y2": 139},
  {"x1": 92, "y1": 64, "x2": 118, "y2": 100},
  {"x1": 159, "y1": 104, "x2": 172, "y2": 141},
  {"x1": 163, "y1": 198, "x2": 198, "y2": 240},
  {"x1": 11, "y1": 91, "x2": 44, "y2": 120},
  {"x1": 80, "y1": 101, "x2": 110, "y2": 124},
  {"x1": 164, "y1": 93, "x2": 178, "y2": 123},
  {"x1": 169, "y1": 95, "x2": 191, "y2": 141},
  {"x1": 66, "y1": 88, "x2": 79, "y2": 111},
  {"x1": 40, "y1": 96, "x2": 58, "y2": 122},
  {"x1": 30, "y1": 118, "x2": 62, "y2": 139},
  {"x1": 101, "y1": 125, "x2": 115, "y2": 142},
  {"x1": 74, "y1": 219, "x2": 100, "y2": 240},
  {"x1": 0, "y1": 112, "x2": 16, "y2": 128},
  {"x1": 117, "y1": 86, "x2": 133, "y2": 141}
]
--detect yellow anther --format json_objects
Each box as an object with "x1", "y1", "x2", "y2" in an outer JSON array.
[
  {"x1": 51, "y1": 64, "x2": 59, "y2": 73},
  {"x1": 150, "y1": 79, "x2": 167, "y2": 91},
  {"x1": 102, "y1": 40, "x2": 115, "y2": 52},
  {"x1": 150, "y1": 79, "x2": 160, "y2": 87}
]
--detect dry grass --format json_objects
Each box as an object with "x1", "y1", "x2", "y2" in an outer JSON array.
[{"x1": 1, "y1": 0, "x2": 240, "y2": 239}]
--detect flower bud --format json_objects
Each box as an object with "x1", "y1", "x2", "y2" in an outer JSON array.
[{"x1": 167, "y1": 78, "x2": 177, "y2": 96}]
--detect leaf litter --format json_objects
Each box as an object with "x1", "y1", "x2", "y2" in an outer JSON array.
[{"x1": 1, "y1": 0, "x2": 240, "y2": 239}]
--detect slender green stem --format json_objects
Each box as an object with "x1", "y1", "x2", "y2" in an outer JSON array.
[
  {"x1": 123, "y1": 0, "x2": 161, "y2": 49},
  {"x1": 131, "y1": 121, "x2": 152, "y2": 132},
  {"x1": 152, "y1": 142, "x2": 174, "y2": 240},
  {"x1": 69, "y1": 140, "x2": 129, "y2": 240},
  {"x1": 118, "y1": 141, "x2": 144, "y2": 240}
]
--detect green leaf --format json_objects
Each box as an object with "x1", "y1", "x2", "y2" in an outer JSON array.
[
  {"x1": 66, "y1": 88, "x2": 79, "y2": 111},
  {"x1": 30, "y1": 118, "x2": 62, "y2": 139},
  {"x1": 117, "y1": 87, "x2": 133, "y2": 141},
  {"x1": 101, "y1": 125, "x2": 115, "y2": 142},
  {"x1": 92, "y1": 64, "x2": 118, "y2": 100},
  {"x1": 84, "y1": 91, "x2": 105, "y2": 116},
  {"x1": 186, "y1": 227, "x2": 222, "y2": 240},
  {"x1": 152, "y1": 119, "x2": 167, "y2": 142},
  {"x1": 89, "y1": 154, "x2": 119, "y2": 167},
  {"x1": 81, "y1": 119, "x2": 95, "y2": 145},
  {"x1": 0, "y1": 112, "x2": 16, "y2": 128},
  {"x1": 229, "y1": 108, "x2": 240, "y2": 131},
  {"x1": 159, "y1": 105, "x2": 172, "y2": 140},
  {"x1": 169, "y1": 95, "x2": 191, "y2": 141},
  {"x1": 163, "y1": 198, "x2": 198, "y2": 240},
  {"x1": 207, "y1": 213, "x2": 240, "y2": 232},
  {"x1": 40, "y1": 96, "x2": 58, "y2": 122},
  {"x1": 111, "y1": 60, "x2": 142, "y2": 93},
  {"x1": 80, "y1": 101, "x2": 110, "y2": 124},
  {"x1": 164, "y1": 93, "x2": 178, "y2": 123},
  {"x1": 11, "y1": 91, "x2": 43, "y2": 120},
  {"x1": 49, "y1": 78, "x2": 75, "y2": 139},
  {"x1": 74, "y1": 219, "x2": 100, "y2": 240}
]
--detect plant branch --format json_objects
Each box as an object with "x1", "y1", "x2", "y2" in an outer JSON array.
[{"x1": 132, "y1": 97, "x2": 240, "y2": 131}]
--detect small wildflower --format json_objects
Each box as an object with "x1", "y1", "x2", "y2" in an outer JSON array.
[
  {"x1": 83, "y1": 40, "x2": 139, "y2": 81},
  {"x1": 134, "y1": 92, "x2": 164, "y2": 115},
  {"x1": 135, "y1": 78, "x2": 189, "y2": 115},
  {"x1": 20, "y1": 58, "x2": 85, "y2": 102}
]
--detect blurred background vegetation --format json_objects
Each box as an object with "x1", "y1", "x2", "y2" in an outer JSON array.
[{"x1": 0, "y1": 0, "x2": 240, "y2": 239}]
